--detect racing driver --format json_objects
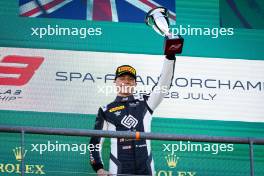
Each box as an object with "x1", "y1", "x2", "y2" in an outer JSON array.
[{"x1": 89, "y1": 54, "x2": 176, "y2": 176}]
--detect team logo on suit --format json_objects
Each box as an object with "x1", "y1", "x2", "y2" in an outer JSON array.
[{"x1": 121, "y1": 115, "x2": 138, "y2": 129}]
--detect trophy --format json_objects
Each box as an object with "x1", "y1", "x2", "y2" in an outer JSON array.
[{"x1": 145, "y1": 7, "x2": 184, "y2": 55}]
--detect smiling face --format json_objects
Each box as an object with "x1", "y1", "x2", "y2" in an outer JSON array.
[{"x1": 115, "y1": 74, "x2": 137, "y2": 97}]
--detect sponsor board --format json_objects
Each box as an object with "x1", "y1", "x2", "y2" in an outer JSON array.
[
  {"x1": 0, "y1": 47, "x2": 263, "y2": 122},
  {"x1": 0, "y1": 147, "x2": 45, "y2": 174},
  {"x1": 156, "y1": 154, "x2": 197, "y2": 176}
]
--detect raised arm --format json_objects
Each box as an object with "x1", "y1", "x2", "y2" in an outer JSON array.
[{"x1": 146, "y1": 55, "x2": 176, "y2": 111}]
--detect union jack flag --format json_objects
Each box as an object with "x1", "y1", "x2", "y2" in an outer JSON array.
[{"x1": 19, "y1": 0, "x2": 176, "y2": 24}]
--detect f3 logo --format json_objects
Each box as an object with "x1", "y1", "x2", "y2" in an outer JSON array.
[
  {"x1": 121, "y1": 115, "x2": 138, "y2": 129},
  {"x1": 0, "y1": 55, "x2": 44, "y2": 86}
]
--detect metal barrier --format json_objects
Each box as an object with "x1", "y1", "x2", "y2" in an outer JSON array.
[{"x1": 1, "y1": 125, "x2": 264, "y2": 176}]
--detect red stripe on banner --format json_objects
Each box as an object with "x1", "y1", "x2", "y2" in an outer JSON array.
[
  {"x1": 21, "y1": 0, "x2": 65, "y2": 17},
  {"x1": 21, "y1": 7, "x2": 41, "y2": 17},
  {"x1": 139, "y1": 0, "x2": 156, "y2": 9},
  {"x1": 169, "y1": 13, "x2": 176, "y2": 20},
  {"x1": 42, "y1": 0, "x2": 65, "y2": 11},
  {"x1": 93, "y1": 0, "x2": 112, "y2": 21}
]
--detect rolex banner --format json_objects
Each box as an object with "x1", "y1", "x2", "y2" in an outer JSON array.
[{"x1": 0, "y1": 47, "x2": 264, "y2": 122}]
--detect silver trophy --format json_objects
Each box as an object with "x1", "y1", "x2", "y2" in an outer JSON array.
[{"x1": 145, "y1": 7, "x2": 184, "y2": 55}]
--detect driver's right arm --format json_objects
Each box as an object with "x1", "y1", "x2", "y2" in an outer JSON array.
[{"x1": 89, "y1": 107, "x2": 108, "y2": 174}]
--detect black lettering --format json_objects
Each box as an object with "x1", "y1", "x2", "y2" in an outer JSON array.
[
  {"x1": 83, "y1": 73, "x2": 95, "y2": 82},
  {"x1": 146, "y1": 76, "x2": 158, "y2": 86},
  {"x1": 175, "y1": 78, "x2": 188, "y2": 87},
  {"x1": 233, "y1": 81, "x2": 245, "y2": 90},
  {"x1": 136, "y1": 76, "x2": 145, "y2": 85},
  {"x1": 247, "y1": 81, "x2": 261, "y2": 91},
  {"x1": 190, "y1": 79, "x2": 202, "y2": 88},
  {"x1": 205, "y1": 79, "x2": 216, "y2": 88},
  {"x1": 55, "y1": 72, "x2": 67, "y2": 81},
  {"x1": 105, "y1": 74, "x2": 115, "y2": 83},
  {"x1": 218, "y1": 80, "x2": 231, "y2": 89},
  {"x1": 70, "y1": 72, "x2": 82, "y2": 81}
]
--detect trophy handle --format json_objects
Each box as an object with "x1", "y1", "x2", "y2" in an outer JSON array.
[
  {"x1": 145, "y1": 7, "x2": 169, "y2": 25},
  {"x1": 145, "y1": 7, "x2": 170, "y2": 36},
  {"x1": 164, "y1": 35, "x2": 184, "y2": 55}
]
